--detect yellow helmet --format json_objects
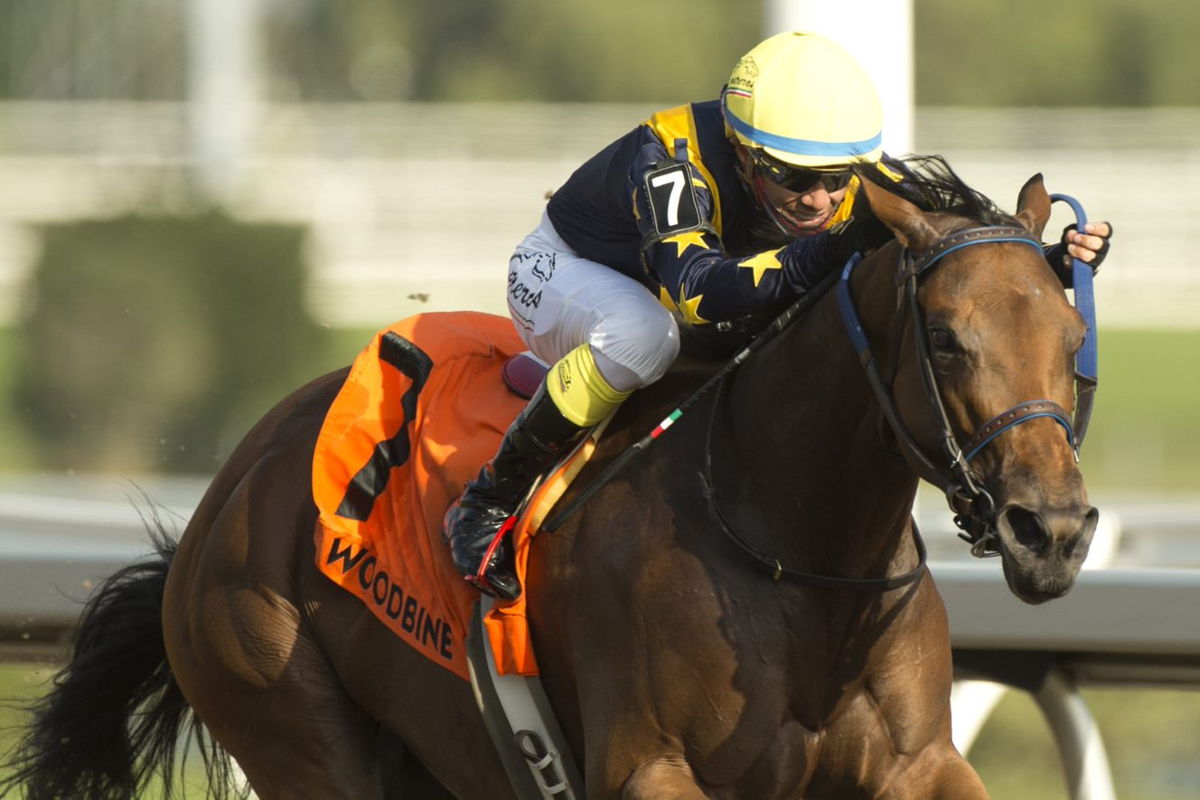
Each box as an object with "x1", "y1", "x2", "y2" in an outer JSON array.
[{"x1": 723, "y1": 31, "x2": 883, "y2": 169}]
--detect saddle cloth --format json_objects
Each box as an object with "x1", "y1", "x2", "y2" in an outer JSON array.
[{"x1": 311, "y1": 311, "x2": 593, "y2": 680}]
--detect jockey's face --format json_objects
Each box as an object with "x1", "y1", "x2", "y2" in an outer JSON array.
[
  {"x1": 755, "y1": 174, "x2": 848, "y2": 235},
  {"x1": 735, "y1": 145, "x2": 849, "y2": 237}
]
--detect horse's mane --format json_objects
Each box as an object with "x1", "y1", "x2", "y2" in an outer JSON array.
[{"x1": 857, "y1": 154, "x2": 1019, "y2": 227}]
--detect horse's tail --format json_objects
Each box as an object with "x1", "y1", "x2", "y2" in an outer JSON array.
[{"x1": 1, "y1": 517, "x2": 244, "y2": 800}]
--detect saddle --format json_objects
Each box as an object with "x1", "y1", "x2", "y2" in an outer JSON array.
[
  {"x1": 311, "y1": 311, "x2": 591, "y2": 798},
  {"x1": 311, "y1": 311, "x2": 599, "y2": 679}
]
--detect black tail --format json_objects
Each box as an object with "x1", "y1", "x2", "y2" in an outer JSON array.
[{"x1": 1, "y1": 518, "x2": 244, "y2": 800}]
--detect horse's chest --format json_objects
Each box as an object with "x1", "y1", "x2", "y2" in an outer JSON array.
[
  {"x1": 709, "y1": 716, "x2": 823, "y2": 799},
  {"x1": 698, "y1": 689, "x2": 905, "y2": 799},
  {"x1": 685, "y1": 625, "x2": 932, "y2": 797}
]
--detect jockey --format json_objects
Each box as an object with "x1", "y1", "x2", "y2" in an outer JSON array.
[{"x1": 443, "y1": 31, "x2": 1112, "y2": 600}]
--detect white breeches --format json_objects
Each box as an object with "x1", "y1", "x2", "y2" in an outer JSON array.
[{"x1": 506, "y1": 210, "x2": 680, "y2": 393}]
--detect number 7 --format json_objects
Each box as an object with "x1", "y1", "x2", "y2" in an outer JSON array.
[{"x1": 650, "y1": 169, "x2": 685, "y2": 227}]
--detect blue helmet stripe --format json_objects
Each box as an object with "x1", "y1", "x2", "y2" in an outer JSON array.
[{"x1": 725, "y1": 107, "x2": 882, "y2": 158}]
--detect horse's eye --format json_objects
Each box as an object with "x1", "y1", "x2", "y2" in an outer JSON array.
[{"x1": 929, "y1": 326, "x2": 957, "y2": 351}]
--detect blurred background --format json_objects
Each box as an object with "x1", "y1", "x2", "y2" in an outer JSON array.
[{"x1": 0, "y1": 1, "x2": 1197, "y2": 798}]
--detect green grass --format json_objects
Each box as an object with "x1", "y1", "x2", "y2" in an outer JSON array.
[
  {"x1": 1082, "y1": 329, "x2": 1200, "y2": 494},
  {"x1": 0, "y1": 324, "x2": 381, "y2": 473}
]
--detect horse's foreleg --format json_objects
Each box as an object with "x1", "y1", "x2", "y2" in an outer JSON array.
[{"x1": 620, "y1": 756, "x2": 712, "y2": 799}]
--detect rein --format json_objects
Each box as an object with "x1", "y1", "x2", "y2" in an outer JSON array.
[
  {"x1": 838, "y1": 227, "x2": 1055, "y2": 556},
  {"x1": 835, "y1": 201, "x2": 1099, "y2": 556},
  {"x1": 541, "y1": 269, "x2": 840, "y2": 533},
  {"x1": 546, "y1": 196, "x2": 1099, "y2": 577},
  {"x1": 544, "y1": 270, "x2": 930, "y2": 590},
  {"x1": 700, "y1": 376, "x2": 928, "y2": 591},
  {"x1": 1051, "y1": 194, "x2": 1099, "y2": 444}
]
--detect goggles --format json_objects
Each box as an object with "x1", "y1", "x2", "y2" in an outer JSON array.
[{"x1": 749, "y1": 150, "x2": 852, "y2": 194}]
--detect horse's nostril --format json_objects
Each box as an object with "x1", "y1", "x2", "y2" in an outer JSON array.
[
  {"x1": 1004, "y1": 506, "x2": 1049, "y2": 554},
  {"x1": 1066, "y1": 506, "x2": 1101, "y2": 559}
]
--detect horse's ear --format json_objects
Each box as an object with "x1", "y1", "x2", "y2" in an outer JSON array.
[
  {"x1": 1015, "y1": 173, "x2": 1051, "y2": 238},
  {"x1": 858, "y1": 175, "x2": 940, "y2": 251}
]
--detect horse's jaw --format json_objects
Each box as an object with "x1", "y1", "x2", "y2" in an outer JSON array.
[{"x1": 994, "y1": 501, "x2": 1099, "y2": 604}]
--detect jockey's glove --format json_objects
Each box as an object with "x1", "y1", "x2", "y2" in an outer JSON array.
[{"x1": 1043, "y1": 222, "x2": 1112, "y2": 288}]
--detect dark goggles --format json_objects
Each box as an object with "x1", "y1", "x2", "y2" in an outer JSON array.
[{"x1": 750, "y1": 151, "x2": 852, "y2": 193}]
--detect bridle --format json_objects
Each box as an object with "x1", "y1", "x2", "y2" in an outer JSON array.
[
  {"x1": 835, "y1": 200, "x2": 1098, "y2": 557},
  {"x1": 546, "y1": 195, "x2": 1099, "y2": 585}
]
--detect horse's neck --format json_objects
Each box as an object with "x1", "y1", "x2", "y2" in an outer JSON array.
[{"x1": 719, "y1": 258, "x2": 919, "y2": 578}]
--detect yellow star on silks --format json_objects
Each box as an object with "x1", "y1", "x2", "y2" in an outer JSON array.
[
  {"x1": 662, "y1": 230, "x2": 709, "y2": 258},
  {"x1": 657, "y1": 286, "x2": 680, "y2": 312},
  {"x1": 678, "y1": 293, "x2": 709, "y2": 325},
  {"x1": 738, "y1": 248, "x2": 785, "y2": 287}
]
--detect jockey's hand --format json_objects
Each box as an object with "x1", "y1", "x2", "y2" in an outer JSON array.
[{"x1": 1061, "y1": 221, "x2": 1112, "y2": 271}]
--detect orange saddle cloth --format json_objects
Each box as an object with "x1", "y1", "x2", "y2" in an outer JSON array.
[{"x1": 312, "y1": 311, "x2": 565, "y2": 681}]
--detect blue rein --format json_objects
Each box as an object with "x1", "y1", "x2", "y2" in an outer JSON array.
[
  {"x1": 1051, "y1": 193, "x2": 1100, "y2": 444},
  {"x1": 837, "y1": 218, "x2": 1094, "y2": 463},
  {"x1": 835, "y1": 205, "x2": 1100, "y2": 556}
]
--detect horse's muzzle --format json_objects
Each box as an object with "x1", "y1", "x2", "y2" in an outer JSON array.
[{"x1": 995, "y1": 502, "x2": 1099, "y2": 604}]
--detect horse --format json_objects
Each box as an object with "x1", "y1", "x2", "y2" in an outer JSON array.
[{"x1": 1, "y1": 157, "x2": 1098, "y2": 799}]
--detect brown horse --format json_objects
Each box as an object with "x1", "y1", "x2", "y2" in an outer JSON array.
[{"x1": 2, "y1": 159, "x2": 1097, "y2": 799}]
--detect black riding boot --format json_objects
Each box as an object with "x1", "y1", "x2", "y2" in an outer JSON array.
[{"x1": 443, "y1": 382, "x2": 585, "y2": 600}]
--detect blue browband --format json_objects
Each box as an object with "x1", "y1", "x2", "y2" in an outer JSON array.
[
  {"x1": 834, "y1": 200, "x2": 1100, "y2": 556},
  {"x1": 837, "y1": 226, "x2": 1048, "y2": 360},
  {"x1": 836, "y1": 221, "x2": 1093, "y2": 462}
]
